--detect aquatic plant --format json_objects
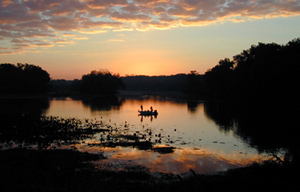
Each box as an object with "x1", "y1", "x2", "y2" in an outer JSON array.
[{"x1": 0, "y1": 115, "x2": 110, "y2": 149}]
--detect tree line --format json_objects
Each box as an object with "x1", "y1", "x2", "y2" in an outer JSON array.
[
  {"x1": 50, "y1": 73, "x2": 203, "y2": 95},
  {"x1": 0, "y1": 64, "x2": 126, "y2": 95},
  {"x1": 204, "y1": 38, "x2": 300, "y2": 102},
  {"x1": 1, "y1": 37, "x2": 299, "y2": 99},
  {"x1": 120, "y1": 73, "x2": 204, "y2": 93}
]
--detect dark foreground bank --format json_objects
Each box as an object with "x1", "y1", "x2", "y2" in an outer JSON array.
[{"x1": 0, "y1": 148, "x2": 299, "y2": 192}]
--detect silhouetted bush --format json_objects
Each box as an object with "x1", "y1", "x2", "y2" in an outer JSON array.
[{"x1": 0, "y1": 63, "x2": 50, "y2": 94}]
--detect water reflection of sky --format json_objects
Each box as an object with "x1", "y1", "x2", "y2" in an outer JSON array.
[
  {"x1": 73, "y1": 145, "x2": 259, "y2": 175},
  {"x1": 44, "y1": 96, "x2": 265, "y2": 174}
]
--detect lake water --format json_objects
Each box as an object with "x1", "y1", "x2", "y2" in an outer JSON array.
[
  {"x1": 1, "y1": 96, "x2": 268, "y2": 175},
  {"x1": 42, "y1": 96, "x2": 265, "y2": 174}
]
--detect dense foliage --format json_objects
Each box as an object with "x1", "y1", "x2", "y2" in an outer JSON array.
[
  {"x1": 0, "y1": 63, "x2": 50, "y2": 94},
  {"x1": 79, "y1": 70, "x2": 125, "y2": 94},
  {"x1": 205, "y1": 38, "x2": 300, "y2": 101}
]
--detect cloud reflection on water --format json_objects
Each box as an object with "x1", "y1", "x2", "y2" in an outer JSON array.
[
  {"x1": 44, "y1": 96, "x2": 265, "y2": 174},
  {"x1": 77, "y1": 145, "x2": 259, "y2": 175}
]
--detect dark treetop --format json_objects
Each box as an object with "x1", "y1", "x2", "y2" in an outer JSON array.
[{"x1": 0, "y1": 63, "x2": 50, "y2": 94}]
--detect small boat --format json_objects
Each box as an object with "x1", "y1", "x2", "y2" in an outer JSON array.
[{"x1": 138, "y1": 110, "x2": 158, "y2": 116}]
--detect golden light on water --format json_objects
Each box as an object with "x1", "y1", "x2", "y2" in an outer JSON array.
[
  {"x1": 75, "y1": 145, "x2": 262, "y2": 174},
  {"x1": 45, "y1": 97, "x2": 269, "y2": 174}
]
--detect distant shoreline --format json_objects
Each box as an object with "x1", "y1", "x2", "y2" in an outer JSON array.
[{"x1": 0, "y1": 90, "x2": 188, "y2": 99}]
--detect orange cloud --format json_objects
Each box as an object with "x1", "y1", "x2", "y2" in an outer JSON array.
[
  {"x1": 1, "y1": 0, "x2": 300, "y2": 54},
  {"x1": 1, "y1": 0, "x2": 13, "y2": 7}
]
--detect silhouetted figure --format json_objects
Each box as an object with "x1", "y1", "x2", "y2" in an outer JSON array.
[
  {"x1": 141, "y1": 105, "x2": 143, "y2": 111},
  {"x1": 150, "y1": 106, "x2": 153, "y2": 112}
]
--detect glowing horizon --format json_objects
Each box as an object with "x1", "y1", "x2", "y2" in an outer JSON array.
[{"x1": 1, "y1": 0, "x2": 300, "y2": 80}]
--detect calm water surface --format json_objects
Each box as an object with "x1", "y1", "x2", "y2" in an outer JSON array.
[{"x1": 42, "y1": 96, "x2": 264, "y2": 174}]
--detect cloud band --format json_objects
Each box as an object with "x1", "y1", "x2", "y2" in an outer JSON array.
[{"x1": 1, "y1": 0, "x2": 300, "y2": 54}]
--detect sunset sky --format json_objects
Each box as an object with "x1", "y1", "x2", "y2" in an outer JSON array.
[{"x1": 1, "y1": 0, "x2": 300, "y2": 80}]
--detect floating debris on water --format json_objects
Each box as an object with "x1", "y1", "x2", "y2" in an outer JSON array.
[{"x1": 153, "y1": 145, "x2": 175, "y2": 154}]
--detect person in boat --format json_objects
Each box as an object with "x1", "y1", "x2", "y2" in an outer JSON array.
[
  {"x1": 150, "y1": 106, "x2": 153, "y2": 112},
  {"x1": 140, "y1": 105, "x2": 143, "y2": 111}
]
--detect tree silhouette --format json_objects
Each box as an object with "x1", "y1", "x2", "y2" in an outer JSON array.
[
  {"x1": 205, "y1": 58, "x2": 234, "y2": 98},
  {"x1": 186, "y1": 70, "x2": 204, "y2": 95},
  {"x1": 0, "y1": 63, "x2": 50, "y2": 94},
  {"x1": 233, "y1": 42, "x2": 283, "y2": 100},
  {"x1": 79, "y1": 70, "x2": 125, "y2": 95},
  {"x1": 204, "y1": 38, "x2": 300, "y2": 101}
]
